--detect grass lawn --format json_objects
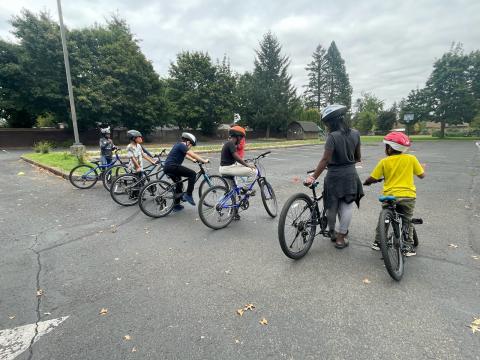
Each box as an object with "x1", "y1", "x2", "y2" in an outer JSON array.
[{"x1": 23, "y1": 135, "x2": 480, "y2": 173}]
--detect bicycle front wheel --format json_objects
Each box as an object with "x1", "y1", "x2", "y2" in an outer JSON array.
[
  {"x1": 139, "y1": 180, "x2": 175, "y2": 218},
  {"x1": 278, "y1": 193, "x2": 317, "y2": 259},
  {"x1": 378, "y1": 208, "x2": 404, "y2": 281},
  {"x1": 102, "y1": 165, "x2": 129, "y2": 191},
  {"x1": 198, "y1": 175, "x2": 229, "y2": 200},
  {"x1": 110, "y1": 174, "x2": 142, "y2": 206},
  {"x1": 198, "y1": 185, "x2": 236, "y2": 230},
  {"x1": 69, "y1": 165, "x2": 98, "y2": 189},
  {"x1": 259, "y1": 179, "x2": 277, "y2": 218}
]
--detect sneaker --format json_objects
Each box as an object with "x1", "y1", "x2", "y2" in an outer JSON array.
[
  {"x1": 182, "y1": 193, "x2": 196, "y2": 206},
  {"x1": 172, "y1": 204, "x2": 184, "y2": 212},
  {"x1": 371, "y1": 241, "x2": 380, "y2": 251},
  {"x1": 403, "y1": 244, "x2": 416, "y2": 257}
]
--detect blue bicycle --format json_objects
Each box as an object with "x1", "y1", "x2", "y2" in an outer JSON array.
[
  {"x1": 69, "y1": 149, "x2": 127, "y2": 189},
  {"x1": 198, "y1": 151, "x2": 277, "y2": 230}
]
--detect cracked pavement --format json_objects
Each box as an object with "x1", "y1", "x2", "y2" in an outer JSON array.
[{"x1": 0, "y1": 141, "x2": 479, "y2": 359}]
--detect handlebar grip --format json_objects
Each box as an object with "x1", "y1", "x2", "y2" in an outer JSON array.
[
  {"x1": 307, "y1": 169, "x2": 315, "y2": 174},
  {"x1": 260, "y1": 151, "x2": 271, "y2": 157}
]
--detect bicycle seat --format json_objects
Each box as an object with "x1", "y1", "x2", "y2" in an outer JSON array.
[{"x1": 379, "y1": 195, "x2": 396, "y2": 202}]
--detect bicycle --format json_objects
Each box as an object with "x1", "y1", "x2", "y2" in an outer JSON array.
[
  {"x1": 138, "y1": 161, "x2": 229, "y2": 217},
  {"x1": 69, "y1": 149, "x2": 127, "y2": 189},
  {"x1": 376, "y1": 195, "x2": 422, "y2": 281},
  {"x1": 197, "y1": 151, "x2": 277, "y2": 230},
  {"x1": 102, "y1": 149, "x2": 167, "y2": 191},
  {"x1": 278, "y1": 170, "x2": 329, "y2": 259}
]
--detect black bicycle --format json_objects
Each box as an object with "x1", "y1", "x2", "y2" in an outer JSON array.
[
  {"x1": 278, "y1": 171, "x2": 329, "y2": 259},
  {"x1": 102, "y1": 149, "x2": 167, "y2": 191},
  {"x1": 377, "y1": 195, "x2": 421, "y2": 281},
  {"x1": 138, "y1": 161, "x2": 228, "y2": 218}
]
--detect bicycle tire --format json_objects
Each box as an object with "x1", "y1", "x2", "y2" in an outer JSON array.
[
  {"x1": 198, "y1": 185, "x2": 236, "y2": 230},
  {"x1": 102, "y1": 165, "x2": 129, "y2": 191},
  {"x1": 69, "y1": 164, "x2": 99, "y2": 189},
  {"x1": 378, "y1": 208, "x2": 404, "y2": 281},
  {"x1": 138, "y1": 180, "x2": 175, "y2": 218},
  {"x1": 259, "y1": 179, "x2": 277, "y2": 218},
  {"x1": 110, "y1": 173, "x2": 143, "y2": 206},
  {"x1": 198, "y1": 175, "x2": 229, "y2": 200},
  {"x1": 278, "y1": 193, "x2": 317, "y2": 259},
  {"x1": 413, "y1": 226, "x2": 419, "y2": 247}
]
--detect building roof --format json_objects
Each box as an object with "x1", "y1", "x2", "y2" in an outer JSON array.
[{"x1": 289, "y1": 121, "x2": 319, "y2": 132}]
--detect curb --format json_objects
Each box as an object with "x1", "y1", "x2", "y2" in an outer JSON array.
[{"x1": 21, "y1": 156, "x2": 69, "y2": 179}]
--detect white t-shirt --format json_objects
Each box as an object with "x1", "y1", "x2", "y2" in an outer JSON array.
[{"x1": 127, "y1": 143, "x2": 143, "y2": 172}]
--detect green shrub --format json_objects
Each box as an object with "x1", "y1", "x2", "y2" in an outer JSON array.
[
  {"x1": 35, "y1": 113, "x2": 56, "y2": 128},
  {"x1": 33, "y1": 141, "x2": 54, "y2": 154}
]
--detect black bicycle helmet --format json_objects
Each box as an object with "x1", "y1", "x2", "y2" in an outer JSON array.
[
  {"x1": 321, "y1": 104, "x2": 347, "y2": 123},
  {"x1": 127, "y1": 129, "x2": 142, "y2": 141},
  {"x1": 181, "y1": 132, "x2": 197, "y2": 146}
]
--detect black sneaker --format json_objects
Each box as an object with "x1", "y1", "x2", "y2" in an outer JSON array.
[{"x1": 371, "y1": 241, "x2": 380, "y2": 251}]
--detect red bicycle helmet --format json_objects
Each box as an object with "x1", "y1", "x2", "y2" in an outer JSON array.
[{"x1": 383, "y1": 132, "x2": 411, "y2": 152}]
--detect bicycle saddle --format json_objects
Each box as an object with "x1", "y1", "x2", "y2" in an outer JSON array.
[{"x1": 379, "y1": 195, "x2": 397, "y2": 202}]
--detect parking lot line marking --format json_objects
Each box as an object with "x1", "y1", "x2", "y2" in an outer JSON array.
[{"x1": 0, "y1": 316, "x2": 69, "y2": 360}]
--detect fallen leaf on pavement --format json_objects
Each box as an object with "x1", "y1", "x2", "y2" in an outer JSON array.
[
  {"x1": 114, "y1": 258, "x2": 119, "y2": 261},
  {"x1": 17, "y1": 172, "x2": 25, "y2": 176},
  {"x1": 117, "y1": 277, "x2": 122, "y2": 281},
  {"x1": 362, "y1": 278, "x2": 371, "y2": 284},
  {"x1": 8, "y1": 315, "x2": 15, "y2": 320},
  {"x1": 44, "y1": 312, "x2": 51, "y2": 315},
  {"x1": 259, "y1": 318, "x2": 268, "y2": 325},
  {"x1": 448, "y1": 244, "x2": 458, "y2": 248},
  {"x1": 36, "y1": 289, "x2": 44, "y2": 297},
  {"x1": 236, "y1": 308, "x2": 245, "y2": 317},
  {"x1": 123, "y1": 335, "x2": 131, "y2": 341},
  {"x1": 131, "y1": 347, "x2": 137, "y2": 352},
  {"x1": 235, "y1": 339, "x2": 240, "y2": 344},
  {"x1": 99, "y1": 308, "x2": 108, "y2": 315},
  {"x1": 472, "y1": 255, "x2": 479, "y2": 260},
  {"x1": 244, "y1": 304, "x2": 255, "y2": 311}
]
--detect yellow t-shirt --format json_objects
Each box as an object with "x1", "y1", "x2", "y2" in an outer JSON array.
[{"x1": 370, "y1": 154, "x2": 424, "y2": 198}]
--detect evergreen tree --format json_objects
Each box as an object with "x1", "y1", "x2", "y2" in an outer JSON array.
[
  {"x1": 304, "y1": 44, "x2": 328, "y2": 111},
  {"x1": 325, "y1": 41, "x2": 352, "y2": 109}
]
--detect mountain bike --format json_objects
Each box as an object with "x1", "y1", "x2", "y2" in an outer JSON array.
[
  {"x1": 278, "y1": 171, "x2": 329, "y2": 259},
  {"x1": 197, "y1": 151, "x2": 277, "y2": 230},
  {"x1": 138, "y1": 161, "x2": 229, "y2": 218},
  {"x1": 376, "y1": 195, "x2": 422, "y2": 281},
  {"x1": 102, "y1": 149, "x2": 167, "y2": 191},
  {"x1": 69, "y1": 149, "x2": 127, "y2": 189}
]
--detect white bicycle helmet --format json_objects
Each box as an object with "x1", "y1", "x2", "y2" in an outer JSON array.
[
  {"x1": 181, "y1": 132, "x2": 197, "y2": 146},
  {"x1": 322, "y1": 104, "x2": 347, "y2": 123},
  {"x1": 100, "y1": 126, "x2": 111, "y2": 135}
]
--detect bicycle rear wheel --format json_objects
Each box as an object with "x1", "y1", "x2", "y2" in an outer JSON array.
[
  {"x1": 259, "y1": 179, "x2": 277, "y2": 218},
  {"x1": 198, "y1": 175, "x2": 229, "y2": 200},
  {"x1": 413, "y1": 226, "x2": 419, "y2": 247},
  {"x1": 139, "y1": 180, "x2": 175, "y2": 218},
  {"x1": 69, "y1": 165, "x2": 98, "y2": 189},
  {"x1": 102, "y1": 165, "x2": 129, "y2": 191},
  {"x1": 378, "y1": 208, "x2": 404, "y2": 281},
  {"x1": 278, "y1": 193, "x2": 317, "y2": 259},
  {"x1": 110, "y1": 174, "x2": 143, "y2": 206},
  {"x1": 198, "y1": 185, "x2": 236, "y2": 230}
]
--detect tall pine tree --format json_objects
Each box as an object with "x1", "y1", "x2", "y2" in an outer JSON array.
[
  {"x1": 304, "y1": 44, "x2": 328, "y2": 111},
  {"x1": 325, "y1": 41, "x2": 352, "y2": 110}
]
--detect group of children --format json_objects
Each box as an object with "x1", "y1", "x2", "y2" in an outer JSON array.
[{"x1": 100, "y1": 115, "x2": 425, "y2": 254}]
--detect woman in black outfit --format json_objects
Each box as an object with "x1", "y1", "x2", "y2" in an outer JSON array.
[{"x1": 304, "y1": 104, "x2": 364, "y2": 249}]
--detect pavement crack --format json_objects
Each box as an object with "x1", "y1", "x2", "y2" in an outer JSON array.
[{"x1": 27, "y1": 235, "x2": 43, "y2": 360}]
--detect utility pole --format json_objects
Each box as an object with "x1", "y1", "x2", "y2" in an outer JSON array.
[{"x1": 57, "y1": 0, "x2": 85, "y2": 155}]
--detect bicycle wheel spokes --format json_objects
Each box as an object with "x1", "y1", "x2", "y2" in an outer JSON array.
[
  {"x1": 260, "y1": 179, "x2": 277, "y2": 218},
  {"x1": 69, "y1": 165, "x2": 99, "y2": 189},
  {"x1": 110, "y1": 174, "x2": 142, "y2": 206},
  {"x1": 198, "y1": 186, "x2": 235, "y2": 230},
  {"x1": 103, "y1": 165, "x2": 129, "y2": 191},
  {"x1": 379, "y1": 209, "x2": 404, "y2": 281},
  {"x1": 278, "y1": 193, "x2": 316, "y2": 259},
  {"x1": 139, "y1": 180, "x2": 175, "y2": 218}
]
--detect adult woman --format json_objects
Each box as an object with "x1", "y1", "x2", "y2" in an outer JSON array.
[{"x1": 304, "y1": 104, "x2": 364, "y2": 249}]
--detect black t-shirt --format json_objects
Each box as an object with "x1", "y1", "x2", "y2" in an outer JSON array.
[
  {"x1": 324, "y1": 129, "x2": 361, "y2": 166},
  {"x1": 165, "y1": 142, "x2": 188, "y2": 166},
  {"x1": 220, "y1": 141, "x2": 237, "y2": 166}
]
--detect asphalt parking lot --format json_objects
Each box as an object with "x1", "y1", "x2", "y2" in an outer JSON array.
[{"x1": 1, "y1": 140, "x2": 479, "y2": 359}]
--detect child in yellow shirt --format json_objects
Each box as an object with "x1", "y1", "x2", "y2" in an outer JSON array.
[{"x1": 364, "y1": 132, "x2": 425, "y2": 256}]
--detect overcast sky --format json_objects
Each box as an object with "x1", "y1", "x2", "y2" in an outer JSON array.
[{"x1": 1, "y1": 0, "x2": 479, "y2": 107}]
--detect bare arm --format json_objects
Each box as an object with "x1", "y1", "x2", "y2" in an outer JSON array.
[
  {"x1": 186, "y1": 150, "x2": 209, "y2": 163},
  {"x1": 305, "y1": 149, "x2": 333, "y2": 184},
  {"x1": 233, "y1": 152, "x2": 254, "y2": 168},
  {"x1": 354, "y1": 142, "x2": 361, "y2": 163}
]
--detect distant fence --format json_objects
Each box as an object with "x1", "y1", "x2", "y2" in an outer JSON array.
[{"x1": 0, "y1": 128, "x2": 287, "y2": 148}]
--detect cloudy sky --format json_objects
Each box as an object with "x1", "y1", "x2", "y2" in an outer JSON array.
[{"x1": 1, "y1": 0, "x2": 479, "y2": 106}]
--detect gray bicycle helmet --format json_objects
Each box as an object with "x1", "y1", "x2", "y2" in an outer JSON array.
[
  {"x1": 127, "y1": 129, "x2": 142, "y2": 141},
  {"x1": 100, "y1": 126, "x2": 111, "y2": 135},
  {"x1": 181, "y1": 132, "x2": 197, "y2": 146},
  {"x1": 321, "y1": 104, "x2": 347, "y2": 123}
]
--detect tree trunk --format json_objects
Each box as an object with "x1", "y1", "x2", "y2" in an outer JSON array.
[
  {"x1": 440, "y1": 120, "x2": 446, "y2": 138},
  {"x1": 266, "y1": 125, "x2": 270, "y2": 139}
]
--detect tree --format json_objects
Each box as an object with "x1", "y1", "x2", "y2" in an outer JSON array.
[
  {"x1": 325, "y1": 41, "x2": 352, "y2": 109},
  {"x1": 352, "y1": 92, "x2": 384, "y2": 133},
  {"x1": 469, "y1": 50, "x2": 480, "y2": 110},
  {"x1": 304, "y1": 44, "x2": 328, "y2": 111},
  {"x1": 399, "y1": 88, "x2": 431, "y2": 133},
  {"x1": 246, "y1": 32, "x2": 299, "y2": 137},
  {"x1": 425, "y1": 43, "x2": 476, "y2": 137},
  {"x1": 355, "y1": 111, "x2": 376, "y2": 134},
  {"x1": 376, "y1": 109, "x2": 397, "y2": 133}
]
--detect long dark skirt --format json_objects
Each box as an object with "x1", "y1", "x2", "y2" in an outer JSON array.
[{"x1": 323, "y1": 165, "x2": 364, "y2": 209}]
